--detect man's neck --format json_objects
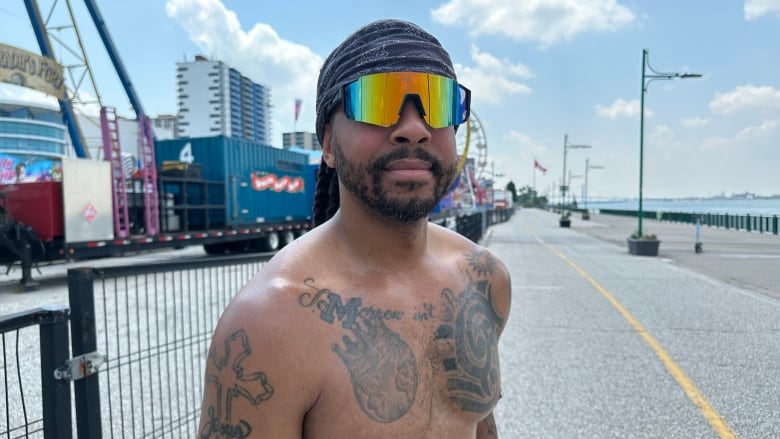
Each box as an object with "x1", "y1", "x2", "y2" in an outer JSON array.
[{"x1": 328, "y1": 201, "x2": 431, "y2": 271}]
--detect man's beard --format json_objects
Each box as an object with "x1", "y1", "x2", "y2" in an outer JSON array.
[{"x1": 332, "y1": 137, "x2": 457, "y2": 223}]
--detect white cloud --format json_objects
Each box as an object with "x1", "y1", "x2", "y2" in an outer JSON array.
[
  {"x1": 455, "y1": 46, "x2": 533, "y2": 104},
  {"x1": 432, "y1": 0, "x2": 635, "y2": 47},
  {"x1": 745, "y1": 0, "x2": 780, "y2": 20},
  {"x1": 165, "y1": 0, "x2": 323, "y2": 135},
  {"x1": 681, "y1": 116, "x2": 710, "y2": 128},
  {"x1": 710, "y1": 85, "x2": 780, "y2": 114},
  {"x1": 595, "y1": 98, "x2": 651, "y2": 119},
  {"x1": 734, "y1": 119, "x2": 777, "y2": 141}
]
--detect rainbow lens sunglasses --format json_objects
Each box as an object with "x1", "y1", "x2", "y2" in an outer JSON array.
[{"x1": 342, "y1": 72, "x2": 471, "y2": 128}]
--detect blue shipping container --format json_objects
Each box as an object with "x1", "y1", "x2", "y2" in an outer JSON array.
[{"x1": 155, "y1": 135, "x2": 312, "y2": 226}]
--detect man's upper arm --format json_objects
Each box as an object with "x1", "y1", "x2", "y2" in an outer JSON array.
[
  {"x1": 476, "y1": 412, "x2": 499, "y2": 439},
  {"x1": 198, "y1": 294, "x2": 313, "y2": 438}
]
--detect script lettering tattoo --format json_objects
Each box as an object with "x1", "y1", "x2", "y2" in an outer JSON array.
[
  {"x1": 200, "y1": 330, "x2": 274, "y2": 438},
  {"x1": 435, "y1": 274, "x2": 503, "y2": 413},
  {"x1": 297, "y1": 278, "x2": 417, "y2": 422},
  {"x1": 298, "y1": 278, "x2": 404, "y2": 329},
  {"x1": 334, "y1": 317, "x2": 418, "y2": 422},
  {"x1": 413, "y1": 303, "x2": 435, "y2": 321}
]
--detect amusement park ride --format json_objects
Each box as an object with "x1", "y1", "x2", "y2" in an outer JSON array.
[{"x1": 0, "y1": 0, "x2": 496, "y2": 289}]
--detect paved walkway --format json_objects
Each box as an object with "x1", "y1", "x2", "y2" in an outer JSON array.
[
  {"x1": 564, "y1": 210, "x2": 780, "y2": 300},
  {"x1": 487, "y1": 208, "x2": 779, "y2": 438}
]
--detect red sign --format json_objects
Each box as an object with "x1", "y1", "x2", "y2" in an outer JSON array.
[
  {"x1": 83, "y1": 203, "x2": 98, "y2": 222},
  {"x1": 250, "y1": 173, "x2": 304, "y2": 193}
]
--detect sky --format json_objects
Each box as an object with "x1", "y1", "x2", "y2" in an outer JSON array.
[{"x1": 1, "y1": 0, "x2": 780, "y2": 200}]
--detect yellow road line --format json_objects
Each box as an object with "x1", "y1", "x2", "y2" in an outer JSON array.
[{"x1": 544, "y1": 243, "x2": 738, "y2": 439}]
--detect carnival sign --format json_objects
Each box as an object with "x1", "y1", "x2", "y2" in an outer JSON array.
[{"x1": 0, "y1": 43, "x2": 65, "y2": 99}]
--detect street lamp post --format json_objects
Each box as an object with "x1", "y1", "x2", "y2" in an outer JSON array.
[
  {"x1": 561, "y1": 134, "x2": 592, "y2": 214},
  {"x1": 584, "y1": 158, "x2": 604, "y2": 212},
  {"x1": 638, "y1": 49, "x2": 701, "y2": 237},
  {"x1": 568, "y1": 170, "x2": 583, "y2": 207}
]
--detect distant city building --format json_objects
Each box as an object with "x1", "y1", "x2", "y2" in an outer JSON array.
[
  {"x1": 152, "y1": 114, "x2": 178, "y2": 136},
  {"x1": 176, "y1": 56, "x2": 272, "y2": 145},
  {"x1": 0, "y1": 96, "x2": 67, "y2": 156},
  {"x1": 282, "y1": 131, "x2": 320, "y2": 150}
]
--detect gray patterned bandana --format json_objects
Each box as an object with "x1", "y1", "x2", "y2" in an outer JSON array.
[{"x1": 315, "y1": 19, "x2": 457, "y2": 145}]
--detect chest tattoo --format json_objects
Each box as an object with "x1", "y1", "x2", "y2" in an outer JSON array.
[
  {"x1": 435, "y1": 262, "x2": 503, "y2": 412},
  {"x1": 298, "y1": 278, "x2": 417, "y2": 423}
]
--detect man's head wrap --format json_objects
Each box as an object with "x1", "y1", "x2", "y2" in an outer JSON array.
[{"x1": 315, "y1": 19, "x2": 457, "y2": 145}]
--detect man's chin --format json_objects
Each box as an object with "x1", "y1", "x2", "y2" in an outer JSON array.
[{"x1": 371, "y1": 197, "x2": 439, "y2": 223}]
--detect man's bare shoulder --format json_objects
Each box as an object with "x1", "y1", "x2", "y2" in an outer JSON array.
[
  {"x1": 428, "y1": 222, "x2": 512, "y2": 332},
  {"x1": 199, "y1": 228, "x2": 341, "y2": 437}
]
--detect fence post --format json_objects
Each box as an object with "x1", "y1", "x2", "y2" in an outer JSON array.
[
  {"x1": 39, "y1": 305, "x2": 72, "y2": 439},
  {"x1": 67, "y1": 268, "x2": 103, "y2": 439}
]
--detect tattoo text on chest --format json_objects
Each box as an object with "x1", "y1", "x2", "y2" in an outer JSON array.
[{"x1": 298, "y1": 278, "x2": 418, "y2": 423}]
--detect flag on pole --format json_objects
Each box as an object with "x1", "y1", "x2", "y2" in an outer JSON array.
[
  {"x1": 534, "y1": 159, "x2": 547, "y2": 175},
  {"x1": 294, "y1": 99, "x2": 302, "y2": 123}
]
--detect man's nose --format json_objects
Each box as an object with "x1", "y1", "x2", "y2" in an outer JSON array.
[{"x1": 390, "y1": 100, "x2": 431, "y2": 145}]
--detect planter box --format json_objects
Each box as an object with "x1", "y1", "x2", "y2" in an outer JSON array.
[
  {"x1": 559, "y1": 219, "x2": 571, "y2": 228},
  {"x1": 627, "y1": 237, "x2": 660, "y2": 256}
]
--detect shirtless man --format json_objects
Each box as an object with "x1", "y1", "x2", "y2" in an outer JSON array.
[{"x1": 198, "y1": 19, "x2": 512, "y2": 438}]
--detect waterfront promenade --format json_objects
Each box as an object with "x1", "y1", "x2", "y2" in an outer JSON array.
[
  {"x1": 2, "y1": 208, "x2": 779, "y2": 437},
  {"x1": 489, "y1": 208, "x2": 779, "y2": 438}
]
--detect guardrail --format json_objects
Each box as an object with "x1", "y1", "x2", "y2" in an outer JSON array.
[{"x1": 598, "y1": 208, "x2": 779, "y2": 235}]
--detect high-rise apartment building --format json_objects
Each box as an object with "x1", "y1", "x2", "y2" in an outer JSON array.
[
  {"x1": 176, "y1": 56, "x2": 271, "y2": 144},
  {"x1": 282, "y1": 131, "x2": 320, "y2": 150}
]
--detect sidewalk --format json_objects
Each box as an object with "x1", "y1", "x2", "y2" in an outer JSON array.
[
  {"x1": 563, "y1": 209, "x2": 780, "y2": 300},
  {"x1": 486, "y1": 208, "x2": 780, "y2": 438}
]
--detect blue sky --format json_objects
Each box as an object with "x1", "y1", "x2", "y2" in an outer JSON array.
[{"x1": 2, "y1": 0, "x2": 779, "y2": 199}]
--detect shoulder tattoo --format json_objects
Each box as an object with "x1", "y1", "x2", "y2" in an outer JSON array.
[
  {"x1": 200, "y1": 330, "x2": 274, "y2": 438},
  {"x1": 435, "y1": 250, "x2": 505, "y2": 413}
]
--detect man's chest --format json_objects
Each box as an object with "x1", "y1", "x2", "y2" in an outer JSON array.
[{"x1": 297, "y1": 276, "x2": 503, "y2": 428}]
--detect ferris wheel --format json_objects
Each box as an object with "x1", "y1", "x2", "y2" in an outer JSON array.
[
  {"x1": 445, "y1": 110, "x2": 489, "y2": 211},
  {"x1": 455, "y1": 110, "x2": 488, "y2": 180}
]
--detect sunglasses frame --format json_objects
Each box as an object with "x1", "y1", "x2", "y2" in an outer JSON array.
[{"x1": 340, "y1": 72, "x2": 471, "y2": 129}]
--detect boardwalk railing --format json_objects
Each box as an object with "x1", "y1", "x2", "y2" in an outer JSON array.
[{"x1": 598, "y1": 209, "x2": 779, "y2": 235}]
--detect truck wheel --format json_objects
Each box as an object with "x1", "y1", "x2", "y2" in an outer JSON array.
[
  {"x1": 261, "y1": 232, "x2": 280, "y2": 252},
  {"x1": 204, "y1": 243, "x2": 228, "y2": 255},
  {"x1": 280, "y1": 231, "x2": 295, "y2": 247}
]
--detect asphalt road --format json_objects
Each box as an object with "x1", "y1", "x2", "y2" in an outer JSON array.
[{"x1": 488, "y1": 208, "x2": 779, "y2": 439}]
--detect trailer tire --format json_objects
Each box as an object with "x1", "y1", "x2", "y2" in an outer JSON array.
[
  {"x1": 280, "y1": 230, "x2": 295, "y2": 247},
  {"x1": 203, "y1": 243, "x2": 229, "y2": 255},
  {"x1": 261, "y1": 232, "x2": 280, "y2": 252}
]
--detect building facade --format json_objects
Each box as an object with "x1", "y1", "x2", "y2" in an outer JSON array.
[
  {"x1": 282, "y1": 131, "x2": 320, "y2": 150},
  {"x1": 0, "y1": 97, "x2": 67, "y2": 156},
  {"x1": 176, "y1": 56, "x2": 272, "y2": 145}
]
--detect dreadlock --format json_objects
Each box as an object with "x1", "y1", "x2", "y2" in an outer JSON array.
[{"x1": 312, "y1": 159, "x2": 340, "y2": 227}]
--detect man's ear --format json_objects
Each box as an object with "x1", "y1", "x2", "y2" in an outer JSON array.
[{"x1": 322, "y1": 123, "x2": 336, "y2": 169}]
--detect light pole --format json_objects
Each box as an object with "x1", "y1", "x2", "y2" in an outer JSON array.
[
  {"x1": 584, "y1": 158, "x2": 604, "y2": 217},
  {"x1": 638, "y1": 49, "x2": 701, "y2": 237},
  {"x1": 561, "y1": 134, "x2": 591, "y2": 213},
  {"x1": 568, "y1": 170, "x2": 583, "y2": 206}
]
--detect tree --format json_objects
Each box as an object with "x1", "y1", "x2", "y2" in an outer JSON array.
[{"x1": 505, "y1": 181, "x2": 517, "y2": 202}]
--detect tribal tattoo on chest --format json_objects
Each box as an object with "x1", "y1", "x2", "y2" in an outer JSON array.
[{"x1": 297, "y1": 249, "x2": 505, "y2": 422}]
